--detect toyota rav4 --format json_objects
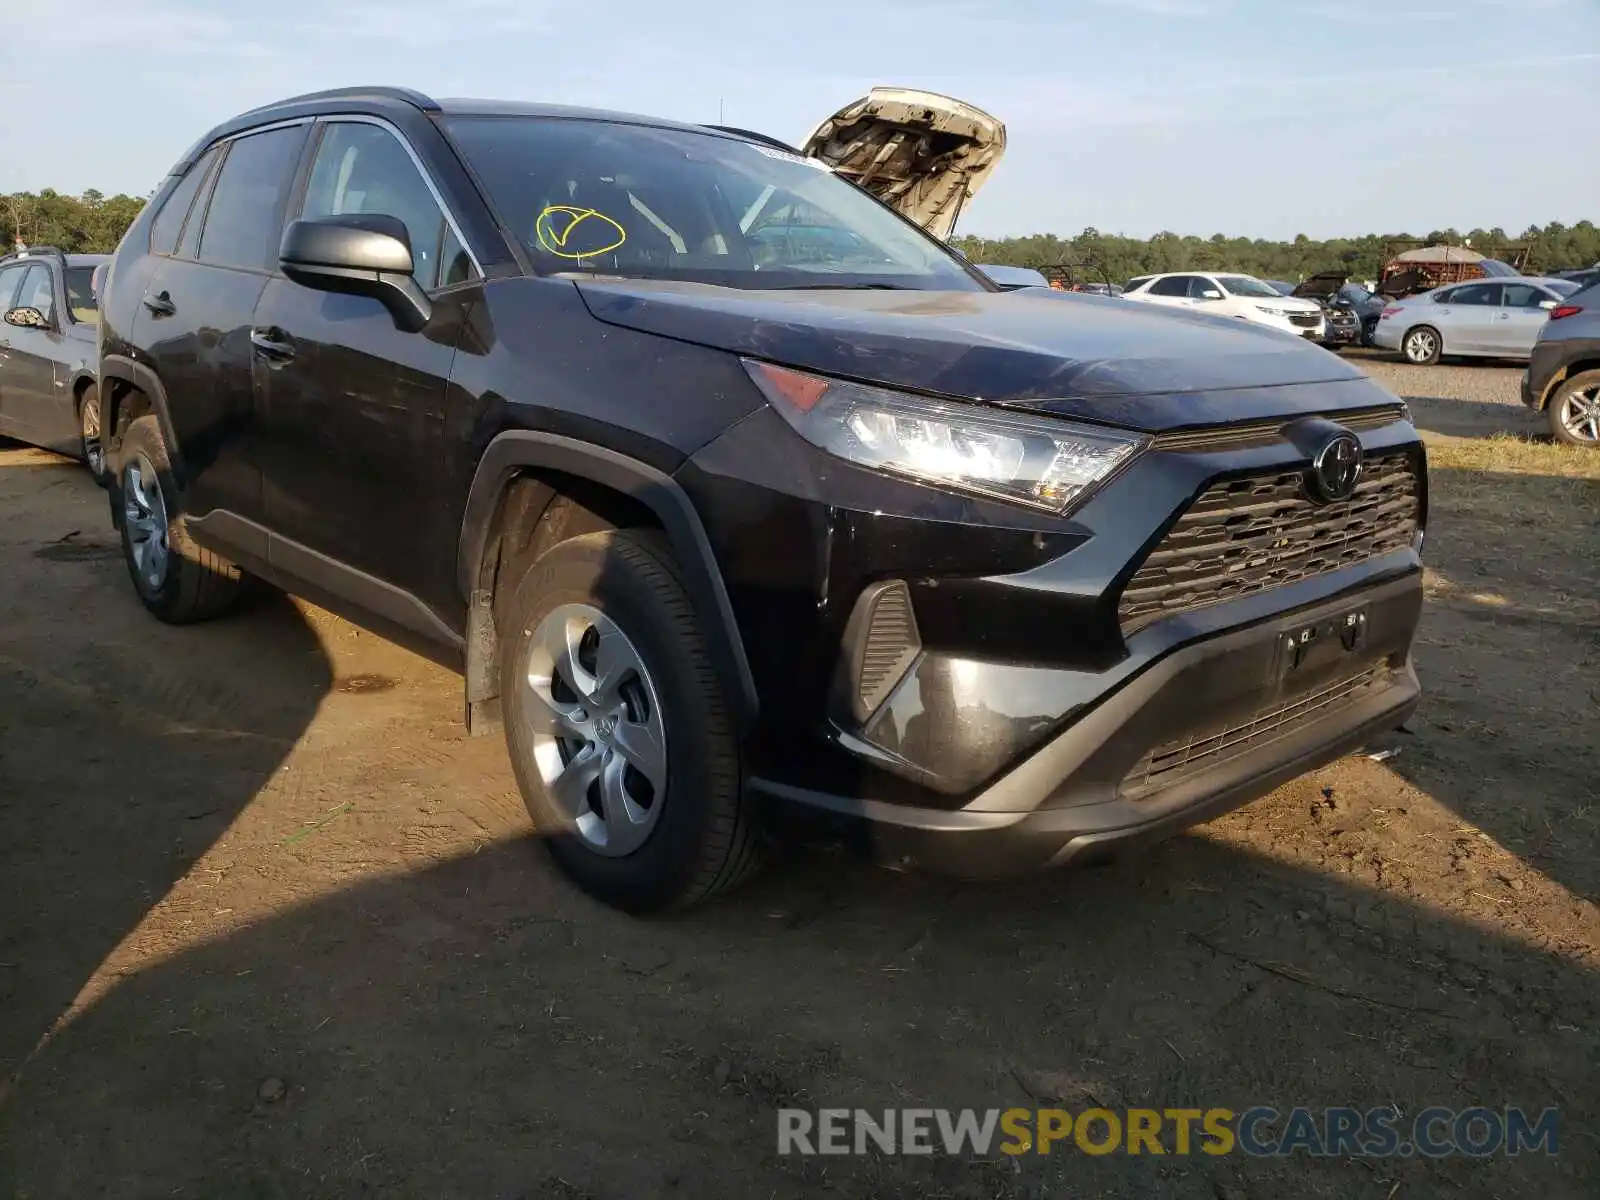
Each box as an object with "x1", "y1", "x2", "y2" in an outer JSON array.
[{"x1": 97, "y1": 87, "x2": 1426, "y2": 912}]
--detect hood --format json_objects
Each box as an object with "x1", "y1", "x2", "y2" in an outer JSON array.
[
  {"x1": 574, "y1": 280, "x2": 1389, "y2": 433},
  {"x1": 801, "y1": 88, "x2": 1004, "y2": 242},
  {"x1": 1292, "y1": 271, "x2": 1348, "y2": 299}
]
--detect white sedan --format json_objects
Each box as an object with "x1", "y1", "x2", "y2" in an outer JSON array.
[
  {"x1": 1372, "y1": 277, "x2": 1580, "y2": 364},
  {"x1": 1123, "y1": 272, "x2": 1326, "y2": 340}
]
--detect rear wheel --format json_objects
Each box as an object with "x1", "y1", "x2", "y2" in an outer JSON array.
[
  {"x1": 1548, "y1": 370, "x2": 1600, "y2": 448},
  {"x1": 1402, "y1": 326, "x2": 1442, "y2": 365},
  {"x1": 116, "y1": 415, "x2": 247, "y2": 623},
  {"x1": 499, "y1": 529, "x2": 760, "y2": 912}
]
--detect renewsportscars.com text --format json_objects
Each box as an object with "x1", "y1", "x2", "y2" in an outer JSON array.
[{"x1": 777, "y1": 1106, "x2": 1559, "y2": 1159}]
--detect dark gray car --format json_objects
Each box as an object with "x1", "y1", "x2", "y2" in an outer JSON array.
[
  {"x1": 1523, "y1": 280, "x2": 1600, "y2": 447},
  {"x1": 0, "y1": 247, "x2": 110, "y2": 476}
]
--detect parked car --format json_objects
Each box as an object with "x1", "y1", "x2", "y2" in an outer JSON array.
[
  {"x1": 1264, "y1": 280, "x2": 1296, "y2": 296},
  {"x1": 1373, "y1": 277, "x2": 1579, "y2": 365},
  {"x1": 98, "y1": 87, "x2": 1424, "y2": 912},
  {"x1": 1122, "y1": 272, "x2": 1327, "y2": 341},
  {"x1": 1291, "y1": 273, "x2": 1387, "y2": 349},
  {"x1": 1522, "y1": 280, "x2": 1600, "y2": 447},
  {"x1": 0, "y1": 246, "x2": 110, "y2": 477},
  {"x1": 977, "y1": 264, "x2": 1048, "y2": 290}
]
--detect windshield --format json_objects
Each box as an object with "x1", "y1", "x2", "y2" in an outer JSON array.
[
  {"x1": 1216, "y1": 275, "x2": 1282, "y2": 299},
  {"x1": 66, "y1": 266, "x2": 99, "y2": 323},
  {"x1": 445, "y1": 117, "x2": 982, "y2": 292}
]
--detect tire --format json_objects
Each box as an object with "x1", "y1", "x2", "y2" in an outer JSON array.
[
  {"x1": 1402, "y1": 325, "x2": 1442, "y2": 365},
  {"x1": 499, "y1": 528, "x2": 760, "y2": 912},
  {"x1": 115, "y1": 414, "x2": 247, "y2": 623},
  {"x1": 1547, "y1": 369, "x2": 1600, "y2": 448},
  {"x1": 78, "y1": 384, "x2": 106, "y2": 484}
]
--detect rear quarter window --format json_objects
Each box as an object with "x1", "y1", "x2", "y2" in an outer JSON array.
[{"x1": 149, "y1": 147, "x2": 219, "y2": 256}]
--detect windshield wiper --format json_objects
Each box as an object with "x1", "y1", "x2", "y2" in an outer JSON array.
[{"x1": 770, "y1": 282, "x2": 918, "y2": 291}]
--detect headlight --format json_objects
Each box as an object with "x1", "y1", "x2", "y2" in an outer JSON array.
[
  {"x1": 743, "y1": 359, "x2": 1145, "y2": 514},
  {"x1": 1255, "y1": 305, "x2": 1290, "y2": 317}
]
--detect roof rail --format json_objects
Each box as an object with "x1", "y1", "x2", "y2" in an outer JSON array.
[
  {"x1": 242, "y1": 85, "x2": 440, "y2": 116},
  {"x1": 1, "y1": 244, "x2": 67, "y2": 262},
  {"x1": 704, "y1": 125, "x2": 802, "y2": 154}
]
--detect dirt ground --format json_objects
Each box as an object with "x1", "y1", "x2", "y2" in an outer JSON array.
[{"x1": 2, "y1": 354, "x2": 1597, "y2": 1199}]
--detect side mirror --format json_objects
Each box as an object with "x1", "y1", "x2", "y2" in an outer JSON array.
[
  {"x1": 279, "y1": 215, "x2": 432, "y2": 333},
  {"x1": 3, "y1": 306, "x2": 50, "y2": 330},
  {"x1": 1539, "y1": 299, "x2": 1557, "y2": 311},
  {"x1": 1199, "y1": 289, "x2": 1223, "y2": 301}
]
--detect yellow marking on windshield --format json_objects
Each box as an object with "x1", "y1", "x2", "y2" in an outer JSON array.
[{"x1": 535, "y1": 206, "x2": 627, "y2": 259}]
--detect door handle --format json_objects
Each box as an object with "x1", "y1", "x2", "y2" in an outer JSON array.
[
  {"x1": 142, "y1": 290, "x2": 176, "y2": 317},
  {"x1": 250, "y1": 328, "x2": 295, "y2": 362}
]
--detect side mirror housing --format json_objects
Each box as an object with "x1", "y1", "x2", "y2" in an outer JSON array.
[
  {"x1": 1539, "y1": 299, "x2": 1557, "y2": 311},
  {"x1": 1199, "y1": 289, "x2": 1223, "y2": 301},
  {"x1": 279, "y1": 215, "x2": 432, "y2": 333},
  {"x1": 3, "y1": 306, "x2": 50, "y2": 330}
]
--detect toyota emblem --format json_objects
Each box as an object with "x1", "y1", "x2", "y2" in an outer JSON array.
[{"x1": 1307, "y1": 432, "x2": 1363, "y2": 503}]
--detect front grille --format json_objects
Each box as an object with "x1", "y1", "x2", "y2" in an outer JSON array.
[
  {"x1": 1118, "y1": 451, "x2": 1421, "y2": 632},
  {"x1": 1122, "y1": 665, "x2": 1387, "y2": 798},
  {"x1": 1288, "y1": 311, "x2": 1321, "y2": 328}
]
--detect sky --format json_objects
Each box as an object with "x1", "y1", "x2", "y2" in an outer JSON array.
[{"x1": 2, "y1": 0, "x2": 1597, "y2": 240}]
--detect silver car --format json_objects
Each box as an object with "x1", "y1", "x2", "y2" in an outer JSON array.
[{"x1": 1374, "y1": 276, "x2": 1580, "y2": 364}]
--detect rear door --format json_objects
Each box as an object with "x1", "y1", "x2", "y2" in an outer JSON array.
[
  {"x1": 0, "y1": 263, "x2": 31, "y2": 437},
  {"x1": 1434, "y1": 282, "x2": 1502, "y2": 352},
  {"x1": 251, "y1": 116, "x2": 476, "y2": 615},
  {"x1": 138, "y1": 123, "x2": 309, "y2": 527},
  {"x1": 1142, "y1": 275, "x2": 1196, "y2": 310},
  {"x1": 1493, "y1": 283, "x2": 1557, "y2": 356}
]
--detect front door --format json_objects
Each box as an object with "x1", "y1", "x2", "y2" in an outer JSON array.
[
  {"x1": 0, "y1": 264, "x2": 67, "y2": 445},
  {"x1": 252, "y1": 118, "x2": 478, "y2": 620},
  {"x1": 1491, "y1": 283, "x2": 1556, "y2": 357},
  {"x1": 1435, "y1": 282, "x2": 1502, "y2": 353}
]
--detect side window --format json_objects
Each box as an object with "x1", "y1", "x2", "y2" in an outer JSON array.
[
  {"x1": 0, "y1": 265, "x2": 26, "y2": 311},
  {"x1": 1449, "y1": 283, "x2": 1500, "y2": 306},
  {"x1": 197, "y1": 126, "x2": 307, "y2": 271},
  {"x1": 1188, "y1": 276, "x2": 1221, "y2": 299},
  {"x1": 1124, "y1": 276, "x2": 1151, "y2": 292},
  {"x1": 1147, "y1": 275, "x2": 1190, "y2": 297},
  {"x1": 14, "y1": 265, "x2": 56, "y2": 323},
  {"x1": 177, "y1": 155, "x2": 222, "y2": 261},
  {"x1": 300, "y1": 122, "x2": 471, "y2": 291},
  {"x1": 149, "y1": 147, "x2": 219, "y2": 256},
  {"x1": 1501, "y1": 284, "x2": 1547, "y2": 308}
]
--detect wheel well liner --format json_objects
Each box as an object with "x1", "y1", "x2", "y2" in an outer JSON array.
[
  {"x1": 459, "y1": 430, "x2": 759, "y2": 731},
  {"x1": 98, "y1": 355, "x2": 185, "y2": 484}
]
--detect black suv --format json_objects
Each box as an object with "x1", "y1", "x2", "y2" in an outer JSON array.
[
  {"x1": 0, "y1": 246, "x2": 110, "y2": 476},
  {"x1": 98, "y1": 88, "x2": 1426, "y2": 912}
]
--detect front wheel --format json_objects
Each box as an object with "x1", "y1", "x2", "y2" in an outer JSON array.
[
  {"x1": 1548, "y1": 369, "x2": 1600, "y2": 448},
  {"x1": 1402, "y1": 325, "x2": 1442, "y2": 365},
  {"x1": 79, "y1": 385, "x2": 106, "y2": 484},
  {"x1": 499, "y1": 529, "x2": 760, "y2": 912}
]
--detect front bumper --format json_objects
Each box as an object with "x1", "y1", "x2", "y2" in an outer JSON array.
[
  {"x1": 1321, "y1": 320, "x2": 1361, "y2": 347},
  {"x1": 756, "y1": 573, "x2": 1421, "y2": 877}
]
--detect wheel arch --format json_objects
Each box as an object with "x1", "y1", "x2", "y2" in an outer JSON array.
[
  {"x1": 457, "y1": 430, "x2": 759, "y2": 736},
  {"x1": 1537, "y1": 357, "x2": 1600, "y2": 411},
  {"x1": 98, "y1": 355, "x2": 185, "y2": 485}
]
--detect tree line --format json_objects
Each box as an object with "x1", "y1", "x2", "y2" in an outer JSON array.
[
  {"x1": 4, "y1": 189, "x2": 149, "y2": 255},
  {"x1": 8, "y1": 186, "x2": 1598, "y2": 285},
  {"x1": 951, "y1": 223, "x2": 1600, "y2": 287}
]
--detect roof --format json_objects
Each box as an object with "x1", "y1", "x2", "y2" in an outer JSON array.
[
  {"x1": 1391, "y1": 244, "x2": 1485, "y2": 264},
  {"x1": 0, "y1": 249, "x2": 109, "y2": 267},
  {"x1": 173, "y1": 86, "x2": 754, "y2": 173}
]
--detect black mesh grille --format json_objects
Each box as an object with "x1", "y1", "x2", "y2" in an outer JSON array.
[
  {"x1": 1118, "y1": 451, "x2": 1420, "y2": 632},
  {"x1": 1122, "y1": 666, "x2": 1387, "y2": 798}
]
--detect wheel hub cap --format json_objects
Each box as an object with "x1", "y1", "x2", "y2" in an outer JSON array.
[
  {"x1": 522, "y1": 603, "x2": 668, "y2": 856},
  {"x1": 1560, "y1": 388, "x2": 1600, "y2": 442},
  {"x1": 122, "y1": 456, "x2": 169, "y2": 589}
]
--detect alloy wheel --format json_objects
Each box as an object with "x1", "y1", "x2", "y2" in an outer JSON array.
[
  {"x1": 523, "y1": 603, "x2": 668, "y2": 856},
  {"x1": 1558, "y1": 386, "x2": 1600, "y2": 444},
  {"x1": 81, "y1": 396, "x2": 104, "y2": 477},
  {"x1": 122, "y1": 455, "x2": 170, "y2": 590},
  {"x1": 1404, "y1": 329, "x2": 1437, "y2": 363}
]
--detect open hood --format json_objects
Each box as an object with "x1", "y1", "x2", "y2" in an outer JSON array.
[
  {"x1": 801, "y1": 88, "x2": 1005, "y2": 242},
  {"x1": 1292, "y1": 271, "x2": 1348, "y2": 299}
]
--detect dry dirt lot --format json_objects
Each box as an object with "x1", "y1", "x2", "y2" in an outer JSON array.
[{"x1": 2, "y1": 354, "x2": 1598, "y2": 1199}]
